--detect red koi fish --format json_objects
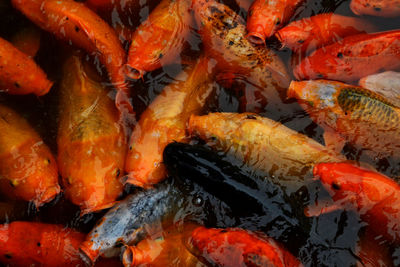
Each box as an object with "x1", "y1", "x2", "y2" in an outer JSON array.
[
  {"x1": 293, "y1": 30, "x2": 400, "y2": 83},
  {"x1": 0, "y1": 37, "x2": 51, "y2": 96},
  {"x1": 246, "y1": 0, "x2": 305, "y2": 44},
  {"x1": 313, "y1": 162, "x2": 400, "y2": 244},
  {"x1": 125, "y1": 0, "x2": 192, "y2": 79},
  {"x1": 188, "y1": 226, "x2": 303, "y2": 267},
  {"x1": 288, "y1": 79, "x2": 400, "y2": 157},
  {"x1": 0, "y1": 105, "x2": 60, "y2": 207},
  {"x1": 276, "y1": 13, "x2": 376, "y2": 54},
  {"x1": 0, "y1": 221, "x2": 122, "y2": 266},
  {"x1": 57, "y1": 56, "x2": 125, "y2": 214},
  {"x1": 351, "y1": 0, "x2": 400, "y2": 17},
  {"x1": 125, "y1": 57, "x2": 214, "y2": 188},
  {"x1": 12, "y1": 0, "x2": 133, "y2": 120}
]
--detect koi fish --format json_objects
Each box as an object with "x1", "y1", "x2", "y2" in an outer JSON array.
[
  {"x1": 0, "y1": 221, "x2": 85, "y2": 266},
  {"x1": 57, "y1": 55, "x2": 126, "y2": 214},
  {"x1": 293, "y1": 30, "x2": 400, "y2": 83},
  {"x1": 246, "y1": 0, "x2": 305, "y2": 45},
  {"x1": 125, "y1": 0, "x2": 192, "y2": 79},
  {"x1": 10, "y1": 25, "x2": 41, "y2": 58},
  {"x1": 276, "y1": 13, "x2": 377, "y2": 54},
  {"x1": 188, "y1": 112, "x2": 344, "y2": 193},
  {"x1": 187, "y1": 226, "x2": 303, "y2": 267},
  {"x1": 192, "y1": 0, "x2": 290, "y2": 99},
  {"x1": 0, "y1": 36, "x2": 52, "y2": 95},
  {"x1": 12, "y1": 0, "x2": 133, "y2": 119},
  {"x1": 288, "y1": 80, "x2": 400, "y2": 157},
  {"x1": 313, "y1": 162, "x2": 400, "y2": 244},
  {"x1": 80, "y1": 181, "x2": 182, "y2": 264},
  {"x1": 355, "y1": 233, "x2": 394, "y2": 267},
  {"x1": 125, "y1": 57, "x2": 214, "y2": 188},
  {"x1": 350, "y1": 0, "x2": 400, "y2": 17},
  {"x1": 0, "y1": 221, "x2": 123, "y2": 266},
  {"x1": 122, "y1": 224, "x2": 205, "y2": 267},
  {"x1": 0, "y1": 104, "x2": 60, "y2": 207},
  {"x1": 359, "y1": 71, "x2": 400, "y2": 106}
]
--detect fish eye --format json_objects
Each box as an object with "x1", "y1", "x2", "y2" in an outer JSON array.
[{"x1": 331, "y1": 182, "x2": 341, "y2": 190}]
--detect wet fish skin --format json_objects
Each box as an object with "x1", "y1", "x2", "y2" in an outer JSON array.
[
  {"x1": 187, "y1": 112, "x2": 344, "y2": 194},
  {"x1": 187, "y1": 226, "x2": 303, "y2": 267},
  {"x1": 293, "y1": 30, "x2": 400, "y2": 83},
  {"x1": 314, "y1": 162, "x2": 400, "y2": 244},
  {"x1": 79, "y1": 182, "x2": 181, "y2": 264},
  {"x1": 288, "y1": 79, "x2": 400, "y2": 158},
  {"x1": 351, "y1": 0, "x2": 400, "y2": 17}
]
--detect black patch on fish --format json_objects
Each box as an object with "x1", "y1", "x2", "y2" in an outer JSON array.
[
  {"x1": 75, "y1": 26, "x2": 80, "y2": 32},
  {"x1": 337, "y1": 88, "x2": 399, "y2": 124},
  {"x1": 4, "y1": 254, "x2": 12, "y2": 259},
  {"x1": 210, "y1": 6, "x2": 223, "y2": 15},
  {"x1": 246, "y1": 115, "x2": 257, "y2": 120},
  {"x1": 14, "y1": 82, "x2": 20, "y2": 88},
  {"x1": 374, "y1": 6, "x2": 381, "y2": 11},
  {"x1": 337, "y1": 52, "x2": 343, "y2": 58},
  {"x1": 297, "y1": 39, "x2": 304, "y2": 44}
]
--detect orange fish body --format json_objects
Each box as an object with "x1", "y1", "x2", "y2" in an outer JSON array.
[
  {"x1": 12, "y1": 0, "x2": 133, "y2": 117},
  {"x1": 125, "y1": 57, "x2": 213, "y2": 187},
  {"x1": 314, "y1": 162, "x2": 400, "y2": 244},
  {"x1": 122, "y1": 224, "x2": 205, "y2": 267},
  {"x1": 288, "y1": 80, "x2": 400, "y2": 157},
  {"x1": 10, "y1": 25, "x2": 41, "y2": 58},
  {"x1": 188, "y1": 226, "x2": 302, "y2": 267},
  {"x1": 57, "y1": 56, "x2": 125, "y2": 214},
  {"x1": 0, "y1": 105, "x2": 60, "y2": 207},
  {"x1": 188, "y1": 112, "x2": 343, "y2": 192},
  {"x1": 246, "y1": 0, "x2": 305, "y2": 44},
  {"x1": 125, "y1": 0, "x2": 192, "y2": 79},
  {"x1": 0, "y1": 222, "x2": 85, "y2": 266},
  {"x1": 192, "y1": 0, "x2": 290, "y2": 107},
  {"x1": 351, "y1": 0, "x2": 400, "y2": 17},
  {"x1": 276, "y1": 13, "x2": 376, "y2": 54},
  {"x1": 0, "y1": 37, "x2": 51, "y2": 96},
  {"x1": 293, "y1": 30, "x2": 400, "y2": 83}
]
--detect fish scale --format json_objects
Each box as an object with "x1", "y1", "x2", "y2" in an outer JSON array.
[{"x1": 337, "y1": 88, "x2": 400, "y2": 125}]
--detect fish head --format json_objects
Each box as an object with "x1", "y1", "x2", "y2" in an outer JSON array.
[{"x1": 313, "y1": 163, "x2": 363, "y2": 206}]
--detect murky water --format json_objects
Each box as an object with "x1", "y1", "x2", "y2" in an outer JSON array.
[{"x1": 0, "y1": 0, "x2": 399, "y2": 266}]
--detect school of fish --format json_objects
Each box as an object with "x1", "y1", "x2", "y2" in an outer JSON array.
[{"x1": 0, "y1": 0, "x2": 399, "y2": 265}]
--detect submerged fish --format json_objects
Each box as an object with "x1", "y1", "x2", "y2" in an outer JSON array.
[
  {"x1": 57, "y1": 55, "x2": 126, "y2": 214},
  {"x1": 313, "y1": 162, "x2": 400, "y2": 244},
  {"x1": 187, "y1": 226, "x2": 303, "y2": 267},
  {"x1": 192, "y1": 0, "x2": 290, "y2": 105},
  {"x1": 125, "y1": 57, "x2": 215, "y2": 188},
  {"x1": 0, "y1": 104, "x2": 60, "y2": 206},
  {"x1": 187, "y1": 112, "x2": 343, "y2": 193},
  {"x1": 350, "y1": 0, "x2": 400, "y2": 17},
  {"x1": 288, "y1": 79, "x2": 400, "y2": 157},
  {"x1": 79, "y1": 181, "x2": 182, "y2": 264}
]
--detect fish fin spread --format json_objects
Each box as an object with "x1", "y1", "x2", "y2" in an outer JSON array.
[{"x1": 323, "y1": 130, "x2": 346, "y2": 154}]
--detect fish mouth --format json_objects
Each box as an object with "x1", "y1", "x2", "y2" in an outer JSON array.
[{"x1": 246, "y1": 32, "x2": 266, "y2": 45}]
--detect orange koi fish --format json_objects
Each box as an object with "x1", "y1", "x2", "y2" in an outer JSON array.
[
  {"x1": 0, "y1": 37, "x2": 51, "y2": 95},
  {"x1": 276, "y1": 13, "x2": 376, "y2": 54},
  {"x1": 351, "y1": 0, "x2": 400, "y2": 17},
  {"x1": 0, "y1": 222, "x2": 85, "y2": 266},
  {"x1": 188, "y1": 112, "x2": 343, "y2": 193},
  {"x1": 288, "y1": 79, "x2": 400, "y2": 157},
  {"x1": 359, "y1": 71, "x2": 400, "y2": 106},
  {"x1": 125, "y1": 0, "x2": 192, "y2": 79},
  {"x1": 246, "y1": 0, "x2": 305, "y2": 45},
  {"x1": 122, "y1": 224, "x2": 204, "y2": 267},
  {"x1": 10, "y1": 25, "x2": 41, "y2": 58},
  {"x1": 0, "y1": 221, "x2": 122, "y2": 266},
  {"x1": 125, "y1": 57, "x2": 214, "y2": 188},
  {"x1": 12, "y1": 0, "x2": 133, "y2": 118},
  {"x1": 192, "y1": 0, "x2": 290, "y2": 108},
  {"x1": 187, "y1": 226, "x2": 303, "y2": 267},
  {"x1": 313, "y1": 162, "x2": 400, "y2": 244},
  {"x1": 293, "y1": 30, "x2": 400, "y2": 83},
  {"x1": 0, "y1": 105, "x2": 60, "y2": 207},
  {"x1": 57, "y1": 55, "x2": 125, "y2": 214}
]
